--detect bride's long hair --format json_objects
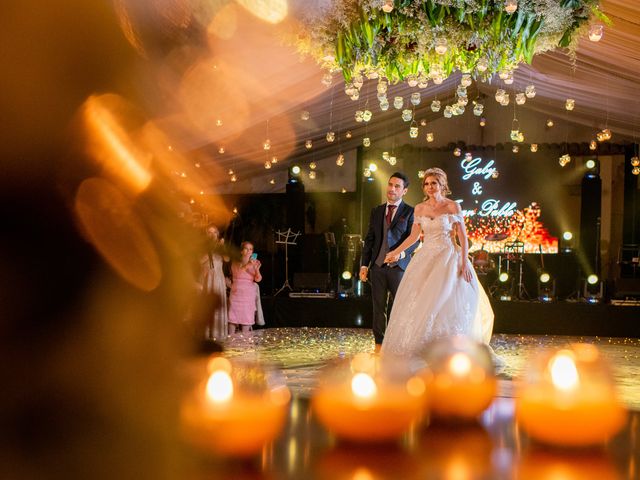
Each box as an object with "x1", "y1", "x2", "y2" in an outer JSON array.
[{"x1": 422, "y1": 167, "x2": 451, "y2": 200}]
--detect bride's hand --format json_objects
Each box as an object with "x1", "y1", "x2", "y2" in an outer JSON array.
[
  {"x1": 384, "y1": 251, "x2": 400, "y2": 264},
  {"x1": 459, "y1": 261, "x2": 473, "y2": 283}
]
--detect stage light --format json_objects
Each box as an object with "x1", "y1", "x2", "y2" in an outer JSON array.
[
  {"x1": 585, "y1": 159, "x2": 596, "y2": 169},
  {"x1": 499, "y1": 272, "x2": 509, "y2": 283},
  {"x1": 583, "y1": 275, "x2": 604, "y2": 304},
  {"x1": 561, "y1": 231, "x2": 574, "y2": 253},
  {"x1": 537, "y1": 271, "x2": 555, "y2": 302},
  {"x1": 563, "y1": 231, "x2": 573, "y2": 241},
  {"x1": 291, "y1": 165, "x2": 301, "y2": 175},
  {"x1": 368, "y1": 163, "x2": 378, "y2": 172},
  {"x1": 339, "y1": 234, "x2": 362, "y2": 296}
]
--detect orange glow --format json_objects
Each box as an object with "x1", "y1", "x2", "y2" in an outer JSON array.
[
  {"x1": 137, "y1": 122, "x2": 232, "y2": 226},
  {"x1": 235, "y1": 0, "x2": 288, "y2": 24},
  {"x1": 74, "y1": 178, "x2": 161, "y2": 291},
  {"x1": 82, "y1": 94, "x2": 152, "y2": 195},
  {"x1": 178, "y1": 59, "x2": 251, "y2": 145},
  {"x1": 208, "y1": 3, "x2": 238, "y2": 40}
]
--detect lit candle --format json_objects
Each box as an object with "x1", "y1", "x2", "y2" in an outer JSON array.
[
  {"x1": 180, "y1": 357, "x2": 290, "y2": 457},
  {"x1": 422, "y1": 338, "x2": 497, "y2": 420},
  {"x1": 312, "y1": 353, "x2": 426, "y2": 442},
  {"x1": 516, "y1": 344, "x2": 627, "y2": 447}
]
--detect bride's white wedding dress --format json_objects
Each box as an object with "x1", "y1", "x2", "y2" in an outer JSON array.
[{"x1": 381, "y1": 213, "x2": 495, "y2": 356}]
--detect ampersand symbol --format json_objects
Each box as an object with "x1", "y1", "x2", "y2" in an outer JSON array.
[{"x1": 472, "y1": 182, "x2": 483, "y2": 195}]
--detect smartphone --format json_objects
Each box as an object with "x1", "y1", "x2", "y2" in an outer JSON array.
[{"x1": 250, "y1": 253, "x2": 258, "y2": 261}]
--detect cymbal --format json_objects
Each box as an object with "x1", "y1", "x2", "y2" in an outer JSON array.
[{"x1": 484, "y1": 233, "x2": 508, "y2": 242}]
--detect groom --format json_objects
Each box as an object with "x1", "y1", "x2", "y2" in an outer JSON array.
[{"x1": 359, "y1": 172, "x2": 416, "y2": 349}]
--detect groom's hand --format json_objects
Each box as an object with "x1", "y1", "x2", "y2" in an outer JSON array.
[
  {"x1": 384, "y1": 252, "x2": 400, "y2": 264},
  {"x1": 359, "y1": 266, "x2": 368, "y2": 282}
]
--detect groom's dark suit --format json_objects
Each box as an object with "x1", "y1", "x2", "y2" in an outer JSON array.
[{"x1": 361, "y1": 201, "x2": 417, "y2": 345}]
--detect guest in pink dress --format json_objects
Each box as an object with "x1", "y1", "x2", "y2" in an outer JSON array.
[{"x1": 228, "y1": 241, "x2": 262, "y2": 334}]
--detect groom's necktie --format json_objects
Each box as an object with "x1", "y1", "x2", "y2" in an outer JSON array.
[{"x1": 386, "y1": 204, "x2": 396, "y2": 225}]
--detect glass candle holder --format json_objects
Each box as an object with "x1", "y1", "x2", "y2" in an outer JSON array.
[
  {"x1": 420, "y1": 336, "x2": 497, "y2": 420},
  {"x1": 426, "y1": 132, "x2": 434, "y2": 143},
  {"x1": 312, "y1": 353, "x2": 427, "y2": 442},
  {"x1": 473, "y1": 103, "x2": 484, "y2": 116},
  {"x1": 515, "y1": 343, "x2": 627, "y2": 447},
  {"x1": 430, "y1": 100, "x2": 441, "y2": 112},
  {"x1": 180, "y1": 357, "x2": 290, "y2": 457},
  {"x1": 461, "y1": 73, "x2": 472, "y2": 87},
  {"x1": 589, "y1": 24, "x2": 604, "y2": 42},
  {"x1": 362, "y1": 109, "x2": 373, "y2": 122},
  {"x1": 326, "y1": 131, "x2": 335, "y2": 142},
  {"x1": 409, "y1": 126, "x2": 419, "y2": 138},
  {"x1": 565, "y1": 98, "x2": 575, "y2": 111},
  {"x1": 435, "y1": 37, "x2": 448, "y2": 55},
  {"x1": 505, "y1": 0, "x2": 518, "y2": 14},
  {"x1": 393, "y1": 96, "x2": 404, "y2": 109},
  {"x1": 525, "y1": 84, "x2": 537, "y2": 98},
  {"x1": 476, "y1": 57, "x2": 489, "y2": 73},
  {"x1": 336, "y1": 154, "x2": 345, "y2": 166},
  {"x1": 516, "y1": 93, "x2": 526, "y2": 105},
  {"x1": 402, "y1": 109, "x2": 413, "y2": 122},
  {"x1": 410, "y1": 92, "x2": 421, "y2": 106},
  {"x1": 379, "y1": 101, "x2": 390, "y2": 111}
]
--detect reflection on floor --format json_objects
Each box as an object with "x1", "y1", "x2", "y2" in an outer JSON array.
[{"x1": 222, "y1": 328, "x2": 640, "y2": 409}]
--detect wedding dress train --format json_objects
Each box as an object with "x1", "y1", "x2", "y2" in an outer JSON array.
[{"x1": 381, "y1": 213, "x2": 496, "y2": 358}]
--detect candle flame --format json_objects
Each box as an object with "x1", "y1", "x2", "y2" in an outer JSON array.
[
  {"x1": 351, "y1": 373, "x2": 377, "y2": 399},
  {"x1": 550, "y1": 353, "x2": 580, "y2": 391},
  {"x1": 206, "y1": 370, "x2": 234, "y2": 403},
  {"x1": 449, "y1": 353, "x2": 472, "y2": 377}
]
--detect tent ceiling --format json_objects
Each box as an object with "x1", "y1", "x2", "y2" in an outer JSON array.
[{"x1": 139, "y1": 0, "x2": 640, "y2": 188}]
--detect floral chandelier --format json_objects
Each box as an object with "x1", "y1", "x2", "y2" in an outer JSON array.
[{"x1": 297, "y1": 0, "x2": 607, "y2": 89}]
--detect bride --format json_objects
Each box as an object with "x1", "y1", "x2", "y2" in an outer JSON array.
[{"x1": 381, "y1": 168, "x2": 495, "y2": 357}]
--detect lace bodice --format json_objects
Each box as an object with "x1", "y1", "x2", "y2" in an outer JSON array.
[{"x1": 414, "y1": 213, "x2": 463, "y2": 248}]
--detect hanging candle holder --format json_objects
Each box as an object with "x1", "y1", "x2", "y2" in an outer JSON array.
[
  {"x1": 525, "y1": 85, "x2": 537, "y2": 98},
  {"x1": 431, "y1": 99, "x2": 441, "y2": 112},
  {"x1": 409, "y1": 122, "x2": 419, "y2": 139}
]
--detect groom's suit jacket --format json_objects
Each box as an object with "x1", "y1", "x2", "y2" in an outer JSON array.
[{"x1": 361, "y1": 201, "x2": 417, "y2": 271}]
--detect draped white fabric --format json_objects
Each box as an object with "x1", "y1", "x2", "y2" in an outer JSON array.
[{"x1": 145, "y1": 0, "x2": 640, "y2": 188}]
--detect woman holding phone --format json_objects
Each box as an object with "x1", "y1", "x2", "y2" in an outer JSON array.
[{"x1": 228, "y1": 241, "x2": 262, "y2": 334}]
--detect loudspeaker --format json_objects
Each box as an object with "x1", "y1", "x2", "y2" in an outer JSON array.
[
  {"x1": 286, "y1": 181, "x2": 305, "y2": 234},
  {"x1": 300, "y1": 234, "x2": 331, "y2": 273},
  {"x1": 579, "y1": 174, "x2": 602, "y2": 274},
  {"x1": 293, "y1": 272, "x2": 330, "y2": 291}
]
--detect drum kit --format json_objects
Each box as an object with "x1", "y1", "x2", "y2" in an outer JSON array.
[{"x1": 471, "y1": 233, "x2": 529, "y2": 299}]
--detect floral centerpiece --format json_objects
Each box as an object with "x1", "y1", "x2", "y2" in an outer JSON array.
[{"x1": 296, "y1": 0, "x2": 608, "y2": 87}]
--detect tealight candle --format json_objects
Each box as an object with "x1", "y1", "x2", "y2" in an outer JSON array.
[
  {"x1": 180, "y1": 357, "x2": 290, "y2": 457},
  {"x1": 312, "y1": 353, "x2": 427, "y2": 442},
  {"x1": 516, "y1": 344, "x2": 627, "y2": 447},
  {"x1": 421, "y1": 336, "x2": 497, "y2": 420}
]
